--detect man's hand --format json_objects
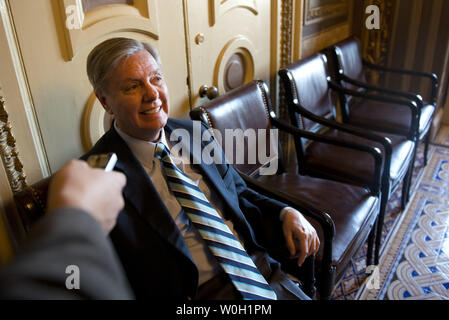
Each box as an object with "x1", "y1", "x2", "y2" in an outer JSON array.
[
  {"x1": 47, "y1": 160, "x2": 127, "y2": 234},
  {"x1": 282, "y1": 208, "x2": 320, "y2": 267}
]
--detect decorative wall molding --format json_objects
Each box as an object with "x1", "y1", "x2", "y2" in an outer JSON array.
[
  {"x1": 59, "y1": 0, "x2": 159, "y2": 60},
  {"x1": 0, "y1": 0, "x2": 50, "y2": 180},
  {"x1": 81, "y1": 92, "x2": 112, "y2": 152},
  {"x1": 214, "y1": 36, "x2": 255, "y2": 94},
  {"x1": 210, "y1": 0, "x2": 258, "y2": 26},
  {"x1": 0, "y1": 96, "x2": 27, "y2": 193},
  {"x1": 301, "y1": 22, "x2": 350, "y2": 57},
  {"x1": 280, "y1": 0, "x2": 293, "y2": 70},
  {"x1": 304, "y1": 0, "x2": 348, "y2": 26}
]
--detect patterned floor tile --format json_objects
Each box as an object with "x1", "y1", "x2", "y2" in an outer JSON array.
[{"x1": 355, "y1": 137, "x2": 449, "y2": 300}]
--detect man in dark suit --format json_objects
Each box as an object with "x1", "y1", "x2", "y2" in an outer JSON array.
[
  {"x1": 0, "y1": 160, "x2": 133, "y2": 299},
  {"x1": 83, "y1": 38, "x2": 320, "y2": 300}
]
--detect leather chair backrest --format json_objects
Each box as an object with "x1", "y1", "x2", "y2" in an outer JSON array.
[
  {"x1": 328, "y1": 36, "x2": 367, "y2": 107},
  {"x1": 332, "y1": 36, "x2": 367, "y2": 85},
  {"x1": 281, "y1": 53, "x2": 335, "y2": 132},
  {"x1": 190, "y1": 80, "x2": 280, "y2": 177}
]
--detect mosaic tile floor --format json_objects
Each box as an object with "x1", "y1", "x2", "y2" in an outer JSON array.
[{"x1": 331, "y1": 127, "x2": 449, "y2": 300}]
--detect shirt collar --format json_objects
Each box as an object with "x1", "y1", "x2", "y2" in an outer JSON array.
[{"x1": 114, "y1": 122, "x2": 170, "y2": 171}]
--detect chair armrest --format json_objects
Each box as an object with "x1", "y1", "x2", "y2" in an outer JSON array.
[
  {"x1": 339, "y1": 73, "x2": 424, "y2": 109},
  {"x1": 238, "y1": 170, "x2": 335, "y2": 294},
  {"x1": 288, "y1": 101, "x2": 393, "y2": 190},
  {"x1": 362, "y1": 59, "x2": 438, "y2": 105},
  {"x1": 270, "y1": 116, "x2": 383, "y2": 194},
  {"x1": 289, "y1": 100, "x2": 393, "y2": 156},
  {"x1": 329, "y1": 80, "x2": 420, "y2": 140}
]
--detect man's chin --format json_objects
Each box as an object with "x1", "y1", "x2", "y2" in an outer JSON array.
[{"x1": 141, "y1": 124, "x2": 166, "y2": 142}]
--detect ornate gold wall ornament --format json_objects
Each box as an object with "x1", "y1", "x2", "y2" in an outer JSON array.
[
  {"x1": 278, "y1": 0, "x2": 294, "y2": 151},
  {"x1": 361, "y1": 0, "x2": 396, "y2": 84},
  {"x1": 0, "y1": 96, "x2": 27, "y2": 193}
]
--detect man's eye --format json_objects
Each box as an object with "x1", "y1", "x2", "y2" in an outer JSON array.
[
  {"x1": 152, "y1": 76, "x2": 163, "y2": 83},
  {"x1": 125, "y1": 84, "x2": 138, "y2": 92}
]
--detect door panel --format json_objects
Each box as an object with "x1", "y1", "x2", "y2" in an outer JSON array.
[
  {"x1": 9, "y1": 0, "x2": 189, "y2": 173},
  {"x1": 186, "y1": 0, "x2": 271, "y2": 106}
]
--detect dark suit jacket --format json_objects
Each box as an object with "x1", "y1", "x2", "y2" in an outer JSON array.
[
  {"x1": 81, "y1": 118, "x2": 298, "y2": 299},
  {"x1": 0, "y1": 208, "x2": 134, "y2": 300}
]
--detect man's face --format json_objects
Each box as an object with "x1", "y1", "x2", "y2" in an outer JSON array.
[{"x1": 97, "y1": 49, "x2": 169, "y2": 142}]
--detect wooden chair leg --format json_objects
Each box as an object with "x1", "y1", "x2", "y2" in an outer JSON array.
[
  {"x1": 406, "y1": 146, "x2": 418, "y2": 203},
  {"x1": 401, "y1": 170, "x2": 410, "y2": 211},
  {"x1": 319, "y1": 264, "x2": 336, "y2": 300},
  {"x1": 302, "y1": 256, "x2": 316, "y2": 299},
  {"x1": 367, "y1": 219, "x2": 377, "y2": 267},
  {"x1": 375, "y1": 194, "x2": 388, "y2": 265},
  {"x1": 423, "y1": 128, "x2": 432, "y2": 166}
]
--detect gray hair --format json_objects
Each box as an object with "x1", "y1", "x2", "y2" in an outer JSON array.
[{"x1": 86, "y1": 37, "x2": 162, "y2": 94}]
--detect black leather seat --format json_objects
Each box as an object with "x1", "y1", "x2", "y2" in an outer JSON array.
[
  {"x1": 190, "y1": 80, "x2": 382, "y2": 299},
  {"x1": 279, "y1": 53, "x2": 416, "y2": 265},
  {"x1": 327, "y1": 36, "x2": 438, "y2": 168}
]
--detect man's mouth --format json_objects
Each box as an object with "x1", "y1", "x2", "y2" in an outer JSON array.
[{"x1": 140, "y1": 105, "x2": 162, "y2": 115}]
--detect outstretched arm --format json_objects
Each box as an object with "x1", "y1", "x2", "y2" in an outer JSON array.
[{"x1": 0, "y1": 160, "x2": 133, "y2": 299}]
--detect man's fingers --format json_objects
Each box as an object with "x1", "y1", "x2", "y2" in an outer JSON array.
[
  {"x1": 284, "y1": 229, "x2": 296, "y2": 257},
  {"x1": 295, "y1": 231, "x2": 309, "y2": 267},
  {"x1": 313, "y1": 235, "x2": 320, "y2": 255},
  {"x1": 109, "y1": 171, "x2": 127, "y2": 189}
]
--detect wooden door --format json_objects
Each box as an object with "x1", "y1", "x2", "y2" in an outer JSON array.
[
  {"x1": 185, "y1": 0, "x2": 272, "y2": 107},
  {"x1": 6, "y1": 0, "x2": 189, "y2": 174}
]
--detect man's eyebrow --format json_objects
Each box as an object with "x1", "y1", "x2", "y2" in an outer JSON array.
[{"x1": 122, "y1": 70, "x2": 162, "y2": 82}]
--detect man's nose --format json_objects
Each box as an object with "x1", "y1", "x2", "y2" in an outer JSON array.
[{"x1": 143, "y1": 81, "x2": 158, "y2": 101}]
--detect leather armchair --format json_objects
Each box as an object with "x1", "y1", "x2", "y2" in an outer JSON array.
[
  {"x1": 279, "y1": 53, "x2": 416, "y2": 265},
  {"x1": 190, "y1": 80, "x2": 382, "y2": 299},
  {"x1": 327, "y1": 36, "x2": 438, "y2": 173}
]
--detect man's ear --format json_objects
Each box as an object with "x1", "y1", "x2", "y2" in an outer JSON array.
[{"x1": 96, "y1": 91, "x2": 113, "y2": 115}]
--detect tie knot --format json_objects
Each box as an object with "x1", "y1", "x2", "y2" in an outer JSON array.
[{"x1": 154, "y1": 142, "x2": 170, "y2": 160}]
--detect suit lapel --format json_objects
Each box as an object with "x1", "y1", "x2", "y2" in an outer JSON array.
[{"x1": 102, "y1": 127, "x2": 195, "y2": 264}]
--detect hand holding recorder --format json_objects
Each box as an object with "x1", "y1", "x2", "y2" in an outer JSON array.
[{"x1": 47, "y1": 154, "x2": 126, "y2": 233}]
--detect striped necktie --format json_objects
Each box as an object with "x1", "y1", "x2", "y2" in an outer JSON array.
[{"x1": 154, "y1": 142, "x2": 277, "y2": 300}]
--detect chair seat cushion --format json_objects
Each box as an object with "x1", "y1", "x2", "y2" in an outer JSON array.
[
  {"x1": 418, "y1": 103, "x2": 436, "y2": 138},
  {"x1": 256, "y1": 173, "x2": 379, "y2": 279},
  {"x1": 304, "y1": 129, "x2": 415, "y2": 189},
  {"x1": 347, "y1": 98, "x2": 435, "y2": 138}
]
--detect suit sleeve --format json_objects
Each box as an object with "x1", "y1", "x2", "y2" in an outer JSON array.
[{"x1": 0, "y1": 208, "x2": 134, "y2": 300}]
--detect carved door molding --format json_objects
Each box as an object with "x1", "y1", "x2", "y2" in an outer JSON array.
[{"x1": 60, "y1": 0, "x2": 159, "y2": 60}]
